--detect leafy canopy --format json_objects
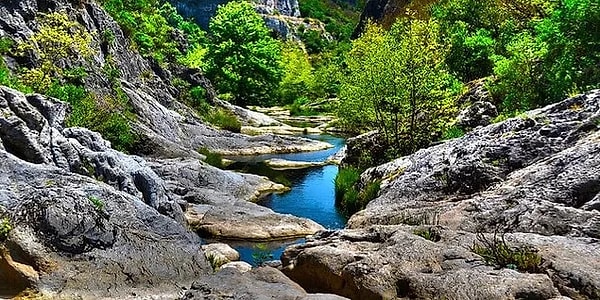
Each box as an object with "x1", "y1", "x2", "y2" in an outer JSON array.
[
  {"x1": 338, "y1": 20, "x2": 460, "y2": 155},
  {"x1": 206, "y1": 1, "x2": 283, "y2": 106}
]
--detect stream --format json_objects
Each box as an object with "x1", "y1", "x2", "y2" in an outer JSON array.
[{"x1": 221, "y1": 134, "x2": 347, "y2": 266}]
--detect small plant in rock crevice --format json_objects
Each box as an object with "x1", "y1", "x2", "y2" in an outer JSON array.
[
  {"x1": 88, "y1": 195, "x2": 105, "y2": 211},
  {"x1": 0, "y1": 217, "x2": 13, "y2": 241},
  {"x1": 471, "y1": 231, "x2": 542, "y2": 273},
  {"x1": 198, "y1": 147, "x2": 224, "y2": 169},
  {"x1": 413, "y1": 227, "x2": 442, "y2": 242}
]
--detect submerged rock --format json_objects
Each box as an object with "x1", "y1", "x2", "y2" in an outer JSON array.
[{"x1": 265, "y1": 158, "x2": 326, "y2": 170}]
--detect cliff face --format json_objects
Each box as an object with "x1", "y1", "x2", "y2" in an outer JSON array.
[
  {"x1": 353, "y1": 0, "x2": 438, "y2": 37},
  {"x1": 170, "y1": 0, "x2": 301, "y2": 29}
]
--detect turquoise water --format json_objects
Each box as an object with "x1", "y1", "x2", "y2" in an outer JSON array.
[{"x1": 222, "y1": 134, "x2": 347, "y2": 265}]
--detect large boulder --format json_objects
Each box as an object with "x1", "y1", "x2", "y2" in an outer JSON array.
[
  {"x1": 182, "y1": 267, "x2": 349, "y2": 300},
  {"x1": 282, "y1": 91, "x2": 600, "y2": 299},
  {"x1": 282, "y1": 226, "x2": 599, "y2": 299}
]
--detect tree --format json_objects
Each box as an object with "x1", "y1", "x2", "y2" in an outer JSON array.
[
  {"x1": 278, "y1": 42, "x2": 315, "y2": 104},
  {"x1": 338, "y1": 20, "x2": 459, "y2": 156},
  {"x1": 206, "y1": 1, "x2": 282, "y2": 106}
]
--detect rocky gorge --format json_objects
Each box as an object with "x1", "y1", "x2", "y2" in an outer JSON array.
[{"x1": 0, "y1": 0, "x2": 599, "y2": 299}]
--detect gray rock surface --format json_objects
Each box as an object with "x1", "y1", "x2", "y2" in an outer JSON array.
[
  {"x1": 457, "y1": 101, "x2": 498, "y2": 129},
  {"x1": 283, "y1": 226, "x2": 599, "y2": 299},
  {"x1": 182, "y1": 267, "x2": 349, "y2": 300},
  {"x1": 0, "y1": 149, "x2": 210, "y2": 298},
  {"x1": 340, "y1": 130, "x2": 388, "y2": 169},
  {"x1": 283, "y1": 91, "x2": 600, "y2": 299}
]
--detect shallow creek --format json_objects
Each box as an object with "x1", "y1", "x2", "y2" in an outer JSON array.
[{"x1": 218, "y1": 135, "x2": 347, "y2": 266}]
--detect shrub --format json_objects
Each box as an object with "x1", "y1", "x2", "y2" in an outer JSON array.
[
  {"x1": 442, "y1": 125, "x2": 465, "y2": 140},
  {"x1": 198, "y1": 147, "x2": 224, "y2": 169},
  {"x1": 471, "y1": 231, "x2": 542, "y2": 273},
  {"x1": 335, "y1": 168, "x2": 380, "y2": 215},
  {"x1": 204, "y1": 108, "x2": 242, "y2": 133},
  {"x1": 0, "y1": 217, "x2": 12, "y2": 241},
  {"x1": 413, "y1": 227, "x2": 442, "y2": 242},
  {"x1": 0, "y1": 37, "x2": 14, "y2": 54}
]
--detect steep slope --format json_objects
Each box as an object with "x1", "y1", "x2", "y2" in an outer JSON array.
[
  {"x1": 0, "y1": 0, "x2": 331, "y2": 158},
  {"x1": 282, "y1": 91, "x2": 600, "y2": 299}
]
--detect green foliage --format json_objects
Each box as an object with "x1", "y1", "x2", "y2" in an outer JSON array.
[
  {"x1": 88, "y1": 195, "x2": 105, "y2": 211},
  {"x1": 17, "y1": 12, "x2": 94, "y2": 92},
  {"x1": 206, "y1": 1, "x2": 283, "y2": 106},
  {"x1": 472, "y1": 232, "x2": 542, "y2": 273},
  {"x1": 298, "y1": 0, "x2": 360, "y2": 42},
  {"x1": 338, "y1": 21, "x2": 460, "y2": 156},
  {"x1": 204, "y1": 108, "x2": 242, "y2": 133},
  {"x1": 288, "y1": 97, "x2": 317, "y2": 117},
  {"x1": 413, "y1": 227, "x2": 442, "y2": 242},
  {"x1": 0, "y1": 217, "x2": 12, "y2": 241},
  {"x1": 394, "y1": 211, "x2": 440, "y2": 226},
  {"x1": 334, "y1": 167, "x2": 360, "y2": 202},
  {"x1": 335, "y1": 168, "x2": 380, "y2": 215},
  {"x1": 101, "y1": 0, "x2": 207, "y2": 66},
  {"x1": 489, "y1": 32, "x2": 547, "y2": 112},
  {"x1": 198, "y1": 147, "x2": 224, "y2": 169},
  {"x1": 45, "y1": 83, "x2": 138, "y2": 152},
  {"x1": 0, "y1": 37, "x2": 14, "y2": 54},
  {"x1": 278, "y1": 43, "x2": 315, "y2": 104},
  {"x1": 442, "y1": 125, "x2": 465, "y2": 140},
  {"x1": 251, "y1": 243, "x2": 273, "y2": 266}
]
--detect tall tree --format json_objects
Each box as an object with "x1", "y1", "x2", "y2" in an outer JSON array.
[
  {"x1": 338, "y1": 20, "x2": 459, "y2": 155},
  {"x1": 207, "y1": 1, "x2": 282, "y2": 106}
]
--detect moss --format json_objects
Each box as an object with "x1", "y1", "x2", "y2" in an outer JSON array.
[{"x1": 198, "y1": 147, "x2": 224, "y2": 169}]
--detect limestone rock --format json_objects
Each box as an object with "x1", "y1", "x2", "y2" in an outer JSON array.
[
  {"x1": 182, "y1": 267, "x2": 348, "y2": 300},
  {"x1": 457, "y1": 101, "x2": 498, "y2": 129},
  {"x1": 265, "y1": 158, "x2": 326, "y2": 170},
  {"x1": 341, "y1": 130, "x2": 388, "y2": 169},
  {"x1": 219, "y1": 261, "x2": 253, "y2": 273},
  {"x1": 186, "y1": 202, "x2": 325, "y2": 240},
  {"x1": 282, "y1": 226, "x2": 600, "y2": 299},
  {"x1": 203, "y1": 243, "x2": 241, "y2": 267}
]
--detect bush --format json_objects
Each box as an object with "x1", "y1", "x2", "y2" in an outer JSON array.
[
  {"x1": 206, "y1": 1, "x2": 282, "y2": 106},
  {"x1": 472, "y1": 232, "x2": 542, "y2": 273},
  {"x1": 413, "y1": 227, "x2": 442, "y2": 242},
  {"x1": 442, "y1": 125, "x2": 465, "y2": 140},
  {"x1": 198, "y1": 147, "x2": 224, "y2": 169},
  {"x1": 335, "y1": 168, "x2": 380, "y2": 215},
  {"x1": 0, "y1": 217, "x2": 12, "y2": 241},
  {"x1": 204, "y1": 108, "x2": 242, "y2": 133}
]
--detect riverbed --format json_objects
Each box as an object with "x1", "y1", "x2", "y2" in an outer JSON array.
[{"x1": 223, "y1": 134, "x2": 347, "y2": 265}]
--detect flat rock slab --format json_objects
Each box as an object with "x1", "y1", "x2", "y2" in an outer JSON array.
[
  {"x1": 182, "y1": 267, "x2": 349, "y2": 300},
  {"x1": 265, "y1": 158, "x2": 327, "y2": 170},
  {"x1": 186, "y1": 202, "x2": 325, "y2": 241}
]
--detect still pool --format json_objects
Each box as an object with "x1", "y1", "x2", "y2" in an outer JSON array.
[{"x1": 219, "y1": 135, "x2": 347, "y2": 266}]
